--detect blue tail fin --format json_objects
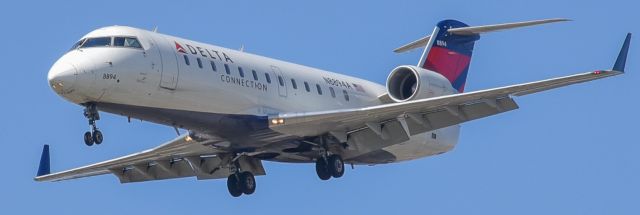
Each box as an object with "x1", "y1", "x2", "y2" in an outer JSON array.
[
  {"x1": 37, "y1": 145, "x2": 50, "y2": 177},
  {"x1": 419, "y1": 20, "x2": 480, "y2": 93}
]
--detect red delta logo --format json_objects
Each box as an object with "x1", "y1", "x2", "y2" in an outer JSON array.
[
  {"x1": 174, "y1": 42, "x2": 186, "y2": 54},
  {"x1": 173, "y1": 41, "x2": 235, "y2": 63}
]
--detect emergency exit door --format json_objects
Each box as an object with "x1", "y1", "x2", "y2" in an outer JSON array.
[{"x1": 271, "y1": 66, "x2": 287, "y2": 97}]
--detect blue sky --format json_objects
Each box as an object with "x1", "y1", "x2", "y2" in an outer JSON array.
[{"x1": 1, "y1": 0, "x2": 638, "y2": 214}]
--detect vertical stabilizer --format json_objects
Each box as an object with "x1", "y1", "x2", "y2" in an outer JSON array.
[
  {"x1": 419, "y1": 20, "x2": 480, "y2": 93},
  {"x1": 394, "y1": 18, "x2": 570, "y2": 93}
]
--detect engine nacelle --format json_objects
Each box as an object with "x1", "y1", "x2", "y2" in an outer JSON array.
[{"x1": 386, "y1": 65, "x2": 454, "y2": 102}]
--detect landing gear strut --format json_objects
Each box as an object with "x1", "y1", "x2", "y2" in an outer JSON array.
[{"x1": 83, "y1": 103, "x2": 103, "y2": 146}]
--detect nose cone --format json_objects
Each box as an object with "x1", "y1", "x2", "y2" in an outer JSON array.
[{"x1": 48, "y1": 60, "x2": 77, "y2": 94}]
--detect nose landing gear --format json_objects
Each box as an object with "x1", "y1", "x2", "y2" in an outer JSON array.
[{"x1": 83, "y1": 103, "x2": 103, "y2": 146}]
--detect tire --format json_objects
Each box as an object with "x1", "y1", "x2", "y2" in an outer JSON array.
[
  {"x1": 84, "y1": 131, "x2": 94, "y2": 146},
  {"x1": 239, "y1": 171, "x2": 256, "y2": 195},
  {"x1": 227, "y1": 174, "x2": 242, "y2": 197},
  {"x1": 315, "y1": 158, "x2": 331, "y2": 180},
  {"x1": 93, "y1": 130, "x2": 103, "y2": 145},
  {"x1": 328, "y1": 154, "x2": 344, "y2": 178}
]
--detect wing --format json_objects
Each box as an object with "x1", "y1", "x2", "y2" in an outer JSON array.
[
  {"x1": 271, "y1": 33, "x2": 631, "y2": 157},
  {"x1": 35, "y1": 134, "x2": 266, "y2": 183},
  {"x1": 271, "y1": 70, "x2": 620, "y2": 135}
]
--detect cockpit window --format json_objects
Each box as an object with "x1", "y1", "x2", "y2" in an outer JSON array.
[
  {"x1": 70, "y1": 36, "x2": 143, "y2": 51},
  {"x1": 80, "y1": 37, "x2": 112, "y2": 48},
  {"x1": 69, "y1": 39, "x2": 86, "y2": 50},
  {"x1": 114, "y1": 37, "x2": 142, "y2": 49}
]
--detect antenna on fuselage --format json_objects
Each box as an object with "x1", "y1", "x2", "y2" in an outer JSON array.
[
  {"x1": 239, "y1": 44, "x2": 245, "y2": 52},
  {"x1": 173, "y1": 125, "x2": 180, "y2": 136},
  {"x1": 152, "y1": 26, "x2": 158, "y2": 33}
]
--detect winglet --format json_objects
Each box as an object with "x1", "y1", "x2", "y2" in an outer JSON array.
[
  {"x1": 36, "y1": 144, "x2": 50, "y2": 177},
  {"x1": 613, "y1": 33, "x2": 632, "y2": 72}
]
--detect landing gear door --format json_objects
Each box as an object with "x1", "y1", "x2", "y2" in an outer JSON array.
[
  {"x1": 157, "y1": 36, "x2": 180, "y2": 90},
  {"x1": 271, "y1": 66, "x2": 287, "y2": 97}
]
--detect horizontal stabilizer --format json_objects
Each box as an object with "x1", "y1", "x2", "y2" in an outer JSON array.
[
  {"x1": 393, "y1": 35, "x2": 432, "y2": 54},
  {"x1": 394, "y1": 18, "x2": 570, "y2": 53},
  {"x1": 447, "y1": 18, "x2": 570, "y2": 35}
]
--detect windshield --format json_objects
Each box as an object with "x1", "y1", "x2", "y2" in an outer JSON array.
[
  {"x1": 114, "y1": 37, "x2": 142, "y2": 48},
  {"x1": 70, "y1": 36, "x2": 143, "y2": 51},
  {"x1": 81, "y1": 37, "x2": 112, "y2": 48},
  {"x1": 69, "y1": 39, "x2": 86, "y2": 50}
]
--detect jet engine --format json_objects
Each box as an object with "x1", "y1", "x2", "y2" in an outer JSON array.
[{"x1": 386, "y1": 65, "x2": 454, "y2": 102}]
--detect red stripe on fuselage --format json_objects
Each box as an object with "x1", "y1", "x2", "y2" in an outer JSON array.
[{"x1": 423, "y1": 46, "x2": 471, "y2": 84}]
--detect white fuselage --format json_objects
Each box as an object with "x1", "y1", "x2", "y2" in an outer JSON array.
[{"x1": 48, "y1": 26, "x2": 460, "y2": 164}]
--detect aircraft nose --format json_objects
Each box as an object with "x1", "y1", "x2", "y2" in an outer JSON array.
[{"x1": 48, "y1": 60, "x2": 77, "y2": 94}]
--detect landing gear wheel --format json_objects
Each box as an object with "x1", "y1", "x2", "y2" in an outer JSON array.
[
  {"x1": 227, "y1": 174, "x2": 242, "y2": 197},
  {"x1": 315, "y1": 158, "x2": 331, "y2": 180},
  {"x1": 328, "y1": 154, "x2": 345, "y2": 178},
  {"x1": 239, "y1": 171, "x2": 256, "y2": 195},
  {"x1": 92, "y1": 130, "x2": 103, "y2": 145},
  {"x1": 84, "y1": 131, "x2": 94, "y2": 146}
]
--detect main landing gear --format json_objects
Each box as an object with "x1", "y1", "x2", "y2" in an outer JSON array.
[
  {"x1": 83, "y1": 103, "x2": 103, "y2": 146},
  {"x1": 227, "y1": 171, "x2": 256, "y2": 197},
  {"x1": 226, "y1": 157, "x2": 256, "y2": 197},
  {"x1": 315, "y1": 154, "x2": 345, "y2": 181},
  {"x1": 314, "y1": 135, "x2": 346, "y2": 181}
]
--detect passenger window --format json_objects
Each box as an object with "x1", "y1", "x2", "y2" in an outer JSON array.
[
  {"x1": 291, "y1": 79, "x2": 297, "y2": 89},
  {"x1": 183, "y1": 55, "x2": 190, "y2": 65},
  {"x1": 278, "y1": 76, "x2": 284, "y2": 86},
  {"x1": 224, "y1": 64, "x2": 231, "y2": 74},
  {"x1": 197, "y1": 58, "x2": 203, "y2": 68},
  {"x1": 252, "y1": 70, "x2": 258, "y2": 80},
  {"x1": 304, "y1": 82, "x2": 310, "y2": 92},
  {"x1": 343, "y1": 90, "x2": 349, "y2": 101},
  {"x1": 316, "y1": 84, "x2": 322, "y2": 95},
  {"x1": 81, "y1": 37, "x2": 111, "y2": 48},
  {"x1": 113, "y1": 37, "x2": 142, "y2": 49},
  {"x1": 238, "y1": 67, "x2": 245, "y2": 77},
  {"x1": 210, "y1": 61, "x2": 217, "y2": 71},
  {"x1": 329, "y1": 87, "x2": 336, "y2": 98},
  {"x1": 265, "y1": 73, "x2": 271, "y2": 83}
]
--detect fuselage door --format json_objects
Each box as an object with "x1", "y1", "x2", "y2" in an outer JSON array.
[
  {"x1": 157, "y1": 36, "x2": 180, "y2": 90},
  {"x1": 271, "y1": 66, "x2": 287, "y2": 97}
]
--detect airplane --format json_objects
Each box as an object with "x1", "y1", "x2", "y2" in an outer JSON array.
[{"x1": 35, "y1": 18, "x2": 631, "y2": 197}]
